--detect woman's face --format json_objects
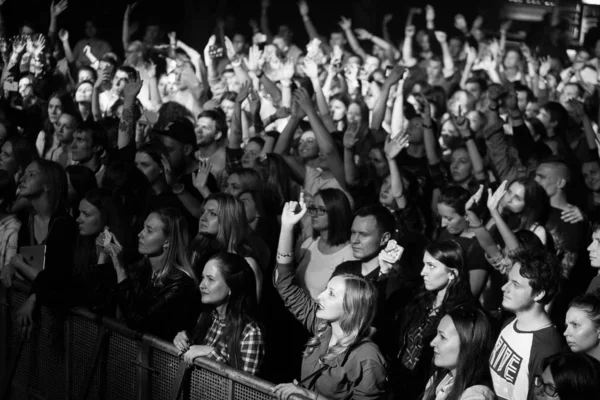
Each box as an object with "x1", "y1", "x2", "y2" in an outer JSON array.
[
  {"x1": 450, "y1": 148, "x2": 473, "y2": 183},
  {"x1": 56, "y1": 114, "x2": 78, "y2": 144},
  {"x1": 138, "y1": 213, "x2": 167, "y2": 255},
  {"x1": 158, "y1": 74, "x2": 169, "y2": 97},
  {"x1": 134, "y1": 152, "x2": 163, "y2": 185},
  {"x1": 564, "y1": 307, "x2": 600, "y2": 355},
  {"x1": 437, "y1": 202, "x2": 468, "y2": 235},
  {"x1": 199, "y1": 259, "x2": 230, "y2": 306},
  {"x1": 315, "y1": 276, "x2": 346, "y2": 322},
  {"x1": 501, "y1": 182, "x2": 526, "y2": 214},
  {"x1": 441, "y1": 119, "x2": 459, "y2": 138},
  {"x1": 298, "y1": 131, "x2": 319, "y2": 160},
  {"x1": 329, "y1": 99, "x2": 347, "y2": 122},
  {"x1": 241, "y1": 141, "x2": 262, "y2": 169},
  {"x1": 0, "y1": 142, "x2": 18, "y2": 176},
  {"x1": 76, "y1": 199, "x2": 103, "y2": 236},
  {"x1": 309, "y1": 194, "x2": 328, "y2": 232},
  {"x1": 239, "y1": 192, "x2": 258, "y2": 224},
  {"x1": 368, "y1": 148, "x2": 389, "y2": 178},
  {"x1": 75, "y1": 82, "x2": 93, "y2": 103},
  {"x1": 225, "y1": 173, "x2": 242, "y2": 196},
  {"x1": 534, "y1": 366, "x2": 558, "y2": 400},
  {"x1": 48, "y1": 97, "x2": 63, "y2": 124},
  {"x1": 379, "y1": 175, "x2": 394, "y2": 207},
  {"x1": 421, "y1": 251, "x2": 454, "y2": 292},
  {"x1": 503, "y1": 50, "x2": 520, "y2": 69},
  {"x1": 347, "y1": 103, "x2": 362, "y2": 125},
  {"x1": 430, "y1": 315, "x2": 461, "y2": 371},
  {"x1": 18, "y1": 77, "x2": 33, "y2": 98},
  {"x1": 19, "y1": 162, "x2": 46, "y2": 198},
  {"x1": 220, "y1": 99, "x2": 235, "y2": 122},
  {"x1": 199, "y1": 199, "x2": 220, "y2": 236}
]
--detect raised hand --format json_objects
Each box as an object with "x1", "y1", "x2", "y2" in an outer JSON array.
[
  {"x1": 224, "y1": 36, "x2": 237, "y2": 62},
  {"x1": 168, "y1": 32, "x2": 177, "y2": 47},
  {"x1": 123, "y1": 78, "x2": 143, "y2": 99},
  {"x1": 539, "y1": 56, "x2": 551, "y2": 77},
  {"x1": 58, "y1": 29, "x2": 69, "y2": 43},
  {"x1": 245, "y1": 45, "x2": 264, "y2": 74},
  {"x1": 405, "y1": 25, "x2": 416, "y2": 38},
  {"x1": 293, "y1": 87, "x2": 314, "y2": 113},
  {"x1": 472, "y1": 15, "x2": 483, "y2": 30},
  {"x1": 280, "y1": 58, "x2": 295, "y2": 81},
  {"x1": 465, "y1": 46, "x2": 477, "y2": 65},
  {"x1": 281, "y1": 193, "x2": 307, "y2": 227},
  {"x1": 32, "y1": 35, "x2": 46, "y2": 55},
  {"x1": 344, "y1": 63, "x2": 359, "y2": 82},
  {"x1": 303, "y1": 57, "x2": 318, "y2": 79},
  {"x1": 487, "y1": 83, "x2": 506, "y2": 103},
  {"x1": 248, "y1": 88, "x2": 261, "y2": 115},
  {"x1": 425, "y1": 4, "x2": 435, "y2": 22},
  {"x1": 434, "y1": 31, "x2": 447, "y2": 44},
  {"x1": 354, "y1": 28, "x2": 372, "y2": 41},
  {"x1": 383, "y1": 14, "x2": 394, "y2": 25},
  {"x1": 12, "y1": 36, "x2": 26, "y2": 54},
  {"x1": 384, "y1": 132, "x2": 409, "y2": 158},
  {"x1": 500, "y1": 19, "x2": 512, "y2": 34},
  {"x1": 487, "y1": 180, "x2": 508, "y2": 215},
  {"x1": 297, "y1": 0, "x2": 309, "y2": 16},
  {"x1": 236, "y1": 81, "x2": 252, "y2": 103},
  {"x1": 203, "y1": 35, "x2": 217, "y2": 61},
  {"x1": 193, "y1": 159, "x2": 212, "y2": 191},
  {"x1": 343, "y1": 122, "x2": 361, "y2": 149},
  {"x1": 339, "y1": 16, "x2": 352, "y2": 31},
  {"x1": 274, "y1": 107, "x2": 291, "y2": 120},
  {"x1": 50, "y1": 0, "x2": 68, "y2": 18},
  {"x1": 465, "y1": 185, "x2": 485, "y2": 227},
  {"x1": 451, "y1": 105, "x2": 470, "y2": 137},
  {"x1": 385, "y1": 65, "x2": 406, "y2": 85}
]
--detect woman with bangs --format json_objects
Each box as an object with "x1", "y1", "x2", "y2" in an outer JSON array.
[
  {"x1": 104, "y1": 207, "x2": 200, "y2": 340},
  {"x1": 192, "y1": 193, "x2": 263, "y2": 302},
  {"x1": 273, "y1": 196, "x2": 387, "y2": 400},
  {"x1": 36, "y1": 90, "x2": 76, "y2": 160},
  {"x1": 224, "y1": 167, "x2": 262, "y2": 197}
]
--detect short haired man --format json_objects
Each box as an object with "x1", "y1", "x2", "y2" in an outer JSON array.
[{"x1": 490, "y1": 251, "x2": 564, "y2": 400}]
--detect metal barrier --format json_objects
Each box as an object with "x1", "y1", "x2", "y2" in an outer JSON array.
[{"x1": 0, "y1": 281, "x2": 310, "y2": 400}]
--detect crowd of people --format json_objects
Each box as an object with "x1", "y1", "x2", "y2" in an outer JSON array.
[{"x1": 2, "y1": 0, "x2": 600, "y2": 399}]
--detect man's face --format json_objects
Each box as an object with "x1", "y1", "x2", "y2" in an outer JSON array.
[
  {"x1": 560, "y1": 84, "x2": 580, "y2": 107},
  {"x1": 501, "y1": 262, "x2": 537, "y2": 313},
  {"x1": 18, "y1": 77, "x2": 32, "y2": 98},
  {"x1": 112, "y1": 70, "x2": 130, "y2": 95},
  {"x1": 525, "y1": 101, "x2": 540, "y2": 120},
  {"x1": 71, "y1": 131, "x2": 96, "y2": 162},
  {"x1": 583, "y1": 161, "x2": 600, "y2": 192},
  {"x1": 587, "y1": 230, "x2": 600, "y2": 268},
  {"x1": 448, "y1": 38, "x2": 462, "y2": 59},
  {"x1": 329, "y1": 32, "x2": 345, "y2": 48},
  {"x1": 84, "y1": 21, "x2": 97, "y2": 38},
  {"x1": 349, "y1": 215, "x2": 386, "y2": 260},
  {"x1": 278, "y1": 25, "x2": 292, "y2": 44},
  {"x1": 427, "y1": 60, "x2": 442, "y2": 80},
  {"x1": 534, "y1": 164, "x2": 561, "y2": 198},
  {"x1": 233, "y1": 34, "x2": 246, "y2": 54},
  {"x1": 194, "y1": 117, "x2": 219, "y2": 147},
  {"x1": 536, "y1": 108, "x2": 554, "y2": 132},
  {"x1": 21, "y1": 25, "x2": 34, "y2": 36},
  {"x1": 144, "y1": 25, "x2": 160, "y2": 44},
  {"x1": 465, "y1": 82, "x2": 482, "y2": 101},
  {"x1": 157, "y1": 135, "x2": 187, "y2": 171},
  {"x1": 125, "y1": 44, "x2": 143, "y2": 66}
]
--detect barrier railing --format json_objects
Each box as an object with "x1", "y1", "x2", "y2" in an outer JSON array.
[{"x1": 0, "y1": 281, "x2": 310, "y2": 400}]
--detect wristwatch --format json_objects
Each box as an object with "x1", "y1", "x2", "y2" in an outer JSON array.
[{"x1": 172, "y1": 183, "x2": 185, "y2": 195}]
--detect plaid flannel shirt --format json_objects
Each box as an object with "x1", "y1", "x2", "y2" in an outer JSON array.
[{"x1": 204, "y1": 311, "x2": 264, "y2": 375}]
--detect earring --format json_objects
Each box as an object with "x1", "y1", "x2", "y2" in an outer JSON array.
[{"x1": 448, "y1": 274, "x2": 455, "y2": 280}]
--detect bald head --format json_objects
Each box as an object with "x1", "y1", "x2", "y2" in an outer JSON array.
[{"x1": 535, "y1": 161, "x2": 571, "y2": 198}]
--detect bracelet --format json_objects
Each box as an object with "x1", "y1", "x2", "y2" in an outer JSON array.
[
  {"x1": 422, "y1": 123, "x2": 433, "y2": 129},
  {"x1": 277, "y1": 251, "x2": 293, "y2": 258}
]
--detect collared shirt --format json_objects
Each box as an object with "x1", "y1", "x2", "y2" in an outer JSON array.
[
  {"x1": 203, "y1": 311, "x2": 264, "y2": 376},
  {"x1": 425, "y1": 373, "x2": 496, "y2": 400}
]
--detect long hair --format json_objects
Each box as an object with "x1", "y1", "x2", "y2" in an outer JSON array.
[
  {"x1": 543, "y1": 353, "x2": 600, "y2": 400},
  {"x1": 399, "y1": 241, "x2": 475, "y2": 352},
  {"x1": 198, "y1": 193, "x2": 251, "y2": 254},
  {"x1": 150, "y1": 207, "x2": 196, "y2": 286},
  {"x1": 66, "y1": 165, "x2": 97, "y2": 217},
  {"x1": 504, "y1": 177, "x2": 549, "y2": 231},
  {"x1": 438, "y1": 186, "x2": 471, "y2": 216},
  {"x1": 73, "y1": 188, "x2": 126, "y2": 276},
  {"x1": 43, "y1": 90, "x2": 76, "y2": 157},
  {"x1": 256, "y1": 153, "x2": 299, "y2": 211},
  {"x1": 192, "y1": 252, "x2": 259, "y2": 370},
  {"x1": 33, "y1": 159, "x2": 68, "y2": 215},
  {"x1": 422, "y1": 306, "x2": 495, "y2": 400},
  {"x1": 303, "y1": 274, "x2": 377, "y2": 363},
  {"x1": 312, "y1": 188, "x2": 352, "y2": 246},
  {"x1": 569, "y1": 291, "x2": 600, "y2": 331},
  {"x1": 227, "y1": 168, "x2": 262, "y2": 193}
]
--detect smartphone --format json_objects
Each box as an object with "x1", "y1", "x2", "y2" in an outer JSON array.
[
  {"x1": 3, "y1": 80, "x2": 17, "y2": 92},
  {"x1": 385, "y1": 65, "x2": 393, "y2": 77}
]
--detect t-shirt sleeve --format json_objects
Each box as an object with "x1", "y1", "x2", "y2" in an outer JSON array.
[{"x1": 466, "y1": 241, "x2": 490, "y2": 272}]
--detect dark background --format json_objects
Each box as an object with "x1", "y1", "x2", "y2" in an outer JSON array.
[{"x1": 4, "y1": 0, "x2": 506, "y2": 53}]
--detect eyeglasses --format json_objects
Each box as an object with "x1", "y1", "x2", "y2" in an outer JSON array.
[
  {"x1": 533, "y1": 375, "x2": 558, "y2": 397},
  {"x1": 307, "y1": 206, "x2": 327, "y2": 216}
]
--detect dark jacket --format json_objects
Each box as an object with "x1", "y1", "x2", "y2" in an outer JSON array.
[{"x1": 115, "y1": 259, "x2": 201, "y2": 340}]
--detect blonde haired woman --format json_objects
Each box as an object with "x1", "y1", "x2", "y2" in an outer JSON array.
[{"x1": 273, "y1": 195, "x2": 387, "y2": 400}]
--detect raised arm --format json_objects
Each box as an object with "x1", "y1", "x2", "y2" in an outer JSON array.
[
  {"x1": 384, "y1": 134, "x2": 410, "y2": 209},
  {"x1": 48, "y1": 0, "x2": 68, "y2": 40},
  {"x1": 298, "y1": 0, "x2": 323, "y2": 42},
  {"x1": 339, "y1": 17, "x2": 367, "y2": 60},
  {"x1": 122, "y1": 2, "x2": 137, "y2": 51},
  {"x1": 304, "y1": 57, "x2": 335, "y2": 131},
  {"x1": 259, "y1": 0, "x2": 274, "y2": 39},
  {"x1": 434, "y1": 31, "x2": 455, "y2": 78}
]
